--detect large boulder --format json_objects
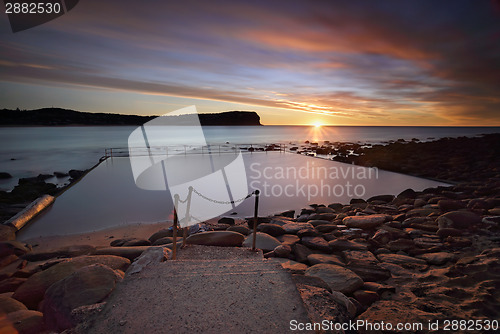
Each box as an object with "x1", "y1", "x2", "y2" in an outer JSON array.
[
  {"x1": 342, "y1": 214, "x2": 389, "y2": 229},
  {"x1": 186, "y1": 231, "x2": 245, "y2": 247},
  {"x1": 242, "y1": 232, "x2": 281, "y2": 252},
  {"x1": 12, "y1": 255, "x2": 130, "y2": 309},
  {"x1": 92, "y1": 246, "x2": 152, "y2": 260},
  {"x1": 307, "y1": 254, "x2": 345, "y2": 266},
  {"x1": 42, "y1": 264, "x2": 123, "y2": 331},
  {"x1": 305, "y1": 264, "x2": 364, "y2": 294}
]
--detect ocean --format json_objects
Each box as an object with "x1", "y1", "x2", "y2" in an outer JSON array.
[{"x1": 1, "y1": 125, "x2": 499, "y2": 191}]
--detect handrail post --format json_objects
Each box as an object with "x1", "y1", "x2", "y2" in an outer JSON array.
[
  {"x1": 252, "y1": 190, "x2": 260, "y2": 251},
  {"x1": 173, "y1": 194, "x2": 179, "y2": 260}
]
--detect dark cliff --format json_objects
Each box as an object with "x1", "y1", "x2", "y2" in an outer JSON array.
[{"x1": 0, "y1": 108, "x2": 262, "y2": 126}]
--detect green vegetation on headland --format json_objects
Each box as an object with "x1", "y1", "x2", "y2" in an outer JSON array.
[{"x1": 0, "y1": 108, "x2": 262, "y2": 126}]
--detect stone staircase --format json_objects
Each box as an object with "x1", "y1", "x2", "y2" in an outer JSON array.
[{"x1": 84, "y1": 245, "x2": 311, "y2": 334}]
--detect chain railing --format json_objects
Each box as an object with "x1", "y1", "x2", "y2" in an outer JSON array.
[{"x1": 170, "y1": 186, "x2": 261, "y2": 260}]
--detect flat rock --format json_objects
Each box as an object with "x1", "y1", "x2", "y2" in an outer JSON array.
[
  {"x1": 242, "y1": 232, "x2": 281, "y2": 252},
  {"x1": 377, "y1": 253, "x2": 428, "y2": 271},
  {"x1": 186, "y1": 231, "x2": 245, "y2": 247},
  {"x1": 22, "y1": 245, "x2": 95, "y2": 261},
  {"x1": 227, "y1": 225, "x2": 250, "y2": 235},
  {"x1": 307, "y1": 219, "x2": 332, "y2": 227},
  {"x1": 345, "y1": 263, "x2": 391, "y2": 282},
  {"x1": 343, "y1": 214, "x2": 389, "y2": 229},
  {"x1": 328, "y1": 239, "x2": 368, "y2": 251},
  {"x1": 257, "y1": 223, "x2": 286, "y2": 237},
  {"x1": 43, "y1": 264, "x2": 123, "y2": 331},
  {"x1": 315, "y1": 224, "x2": 338, "y2": 233},
  {"x1": 92, "y1": 246, "x2": 154, "y2": 260},
  {"x1": 305, "y1": 264, "x2": 364, "y2": 294},
  {"x1": 307, "y1": 254, "x2": 345, "y2": 266},
  {"x1": 12, "y1": 255, "x2": 130, "y2": 309},
  {"x1": 301, "y1": 236, "x2": 331, "y2": 252},
  {"x1": 386, "y1": 238, "x2": 416, "y2": 252},
  {"x1": 282, "y1": 222, "x2": 314, "y2": 234},
  {"x1": 152, "y1": 236, "x2": 173, "y2": 246}
]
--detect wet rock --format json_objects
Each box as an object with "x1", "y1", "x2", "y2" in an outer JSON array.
[
  {"x1": 43, "y1": 264, "x2": 123, "y2": 331},
  {"x1": 3, "y1": 310, "x2": 46, "y2": 334},
  {"x1": 307, "y1": 254, "x2": 345, "y2": 266},
  {"x1": 12, "y1": 255, "x2": 130, "y2": 309},
  {"x1": 242, "y1": 232, "x2": 281, "y2": 252},
  {"x1": 282, "y1": 222, "x2": 314, "y2": 234},
  {"x1": 437, "y1": 210, "x2": 482, "y2": 229},
  {"x1": 227, "y1": 225, "x2": 250, "y2": 235},
  {"x1": 343, "y1": 214, "x2": 389, "y2": 229},
  {"x1": 301, "y1": 236, "x2": 331, "y2": 252},
  {"x1": 257, "y1": 223, "x2": 286, "y2": 237},
  {"x1": 305, "y1": 264, "x2": 364, "y2": 294},
  {"x1": 22, "y1": 245, "x2": 95, "y2": 262},
  {"x1": 68, "y1": 169, "x2": 85, "y2": 179},
  {"x1": 397, "y1": 188, "x2": 417, "y2": 199},
  {"x1": 328, "y1": 239, "x2": 368, "y2": 251},
  {"x1": 186, "y1": 231, "x2": 245, "y2": 247}
]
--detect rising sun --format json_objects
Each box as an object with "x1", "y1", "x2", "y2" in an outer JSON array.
[{"x1": 313, "y1": 122, "x2": 322, "y2": 128}]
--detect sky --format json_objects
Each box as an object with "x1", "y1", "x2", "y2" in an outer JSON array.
[{"x1": 1, "y1": 0, "x2": 500, "y2": 126}]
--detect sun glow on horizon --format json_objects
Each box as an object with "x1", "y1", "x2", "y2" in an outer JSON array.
[{"x1": 313, "y1": 122, "x2": 323, "y2": 128}]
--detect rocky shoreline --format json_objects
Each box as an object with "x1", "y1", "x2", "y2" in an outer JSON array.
[{"x1": 0, "y1": 134, "x2": 499, "y2": 333}]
